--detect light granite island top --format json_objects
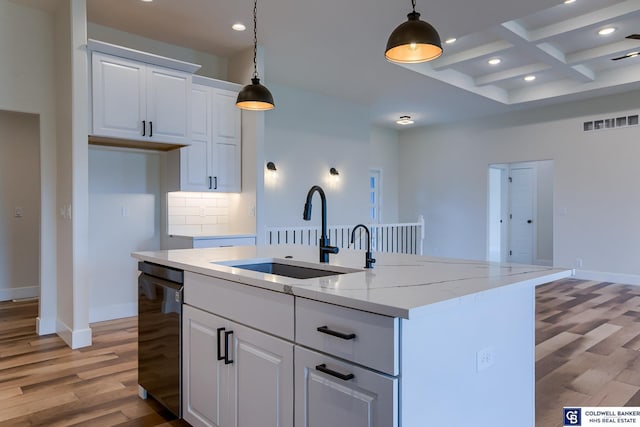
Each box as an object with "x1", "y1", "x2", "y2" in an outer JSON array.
[{"x1": 132, "y1": 244, "x2": 572, "y2": 319}]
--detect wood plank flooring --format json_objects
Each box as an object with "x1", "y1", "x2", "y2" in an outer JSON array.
[
  {"x1": 1, "y1": 279, "x2": 639, "y2": 426},
  {"x1": 0, "y1": 299, "x2": 187, "y2": 427},
  {"x1": 536, "y1": 279, "x2": 640, "y2": 427}
]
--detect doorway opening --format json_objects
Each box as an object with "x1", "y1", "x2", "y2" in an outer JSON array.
[
  {"x1": 0, "y1": 111, "x2": 41, "y2": 302},
  {"x1": 488, "y1": 160, "x2": 554, "y2": 266}
]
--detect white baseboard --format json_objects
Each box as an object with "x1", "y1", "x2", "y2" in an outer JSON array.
[
  {"x1": 0, "y1": 285, "x2": 39, "y2": 302},
  {"x1": 56, "y1": 319, "x2": 92, "y2": 349},
  {"x1": 36, "y1": 316, "x2": 56, "y2": 335},
  {"x1": 573, "y1": 270, "x2": 640, "y2": 286},
  {"x1": 89, "y1": 302, "x2": 137, "y2": 323}
]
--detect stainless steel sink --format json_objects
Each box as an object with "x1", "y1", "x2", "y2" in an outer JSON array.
[{"x1": 213, "y1": 258, "x2": 361, "y2": 279}]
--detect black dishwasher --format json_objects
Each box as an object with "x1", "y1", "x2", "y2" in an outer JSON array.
[{"x1": 137, "y1": 261, "x2": 184, "y2": 418}]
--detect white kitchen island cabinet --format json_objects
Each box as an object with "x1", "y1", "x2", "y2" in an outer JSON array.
[
  {"x1": 133, "y1": 245, "x2": 573, "y2": 427},
  {"x1": 183, "y1": 304, "x2": 294, "y2": 427}
]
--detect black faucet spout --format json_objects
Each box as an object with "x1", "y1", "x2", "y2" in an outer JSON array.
[
  {"x1": 303, "y1": 185, "x2": 339, "y2": 263},
  {"x1": 351, "y1": 224, "x2": 376, "y2": 269}
]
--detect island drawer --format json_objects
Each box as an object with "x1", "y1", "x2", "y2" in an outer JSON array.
[
  {"x1": 295, "y1": 297, "x2": 399, "y2": 375},
  {"x1": 185, "y1": 271, "x2": 294, "y2": 340}
]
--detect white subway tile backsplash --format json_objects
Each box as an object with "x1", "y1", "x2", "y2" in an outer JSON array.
[
  {"x1": 168, "y1": 215, "x2": 186, "y2": 225},
  {"x1": 170, "y1": 206, "x2": 200, "y2": 216},
  {"x1": 167, "y1": 192, "x2": 232, "y2": 235},
  {"x1": 169, "y1": 224, "x2": 203, "y2": 235}
]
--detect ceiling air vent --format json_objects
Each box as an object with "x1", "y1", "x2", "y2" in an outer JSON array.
[{"x1": 583, "y1": 114, "x2": 638, "y2": 131}]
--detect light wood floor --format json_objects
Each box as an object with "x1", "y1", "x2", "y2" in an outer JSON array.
[
  {"x1": 536, "y1": 279, "x2": 640, "y2": 427},
  {"x1": 1, "y1": 279, "x2": 639, "y2": 426}
]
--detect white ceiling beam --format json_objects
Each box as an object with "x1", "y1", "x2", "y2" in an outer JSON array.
[
  {"x1": 495, "y1": 22, "x2": 595, "y2": 82},
  {"x1": 568, "y1": 39, "x2": 640, "y2": 64},
  {"x1": 431, "y1": 40, "x2": 513, "y2": 70},
  {"x1": 475, "y1": 63, "x2": 550, "y2": 86},
  {"x1": 529, "y1": 0, "x2": 640, "y2": 42}
]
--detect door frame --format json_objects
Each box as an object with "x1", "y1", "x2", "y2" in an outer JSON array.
[{"x1": 487, "y1": 160, "x2": 554, "y2": 266}]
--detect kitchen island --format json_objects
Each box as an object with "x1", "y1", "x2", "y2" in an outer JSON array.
[{"x1": 133, "y1": 245, "x2": 572, "y2": 427}]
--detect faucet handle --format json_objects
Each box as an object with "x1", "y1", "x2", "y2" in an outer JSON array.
[
  {"x1": 365, "y1": 251, "x2": 376, "y2": 269},
  {"x1": 322, "y1": 245, "x2": 339, "y2": 254}
]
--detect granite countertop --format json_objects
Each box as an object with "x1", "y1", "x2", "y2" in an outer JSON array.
[{"x1": 132, "y1": 245, "x2": 573, "y2": 319}]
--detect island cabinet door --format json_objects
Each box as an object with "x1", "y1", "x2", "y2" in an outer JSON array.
[
  {"x1": 182, "y1": 305, "x2": 229, "y2": 427},
  {"x1": 227, "y1": 321, "x2": 294, "y2": 427},
  {"x1": 294, "y1": 346, "x2": 398, "y2": 427}
]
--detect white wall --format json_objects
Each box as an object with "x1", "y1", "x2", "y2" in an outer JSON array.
[
  {"x1": 87, "y1": 23, "x2": 228, "y2": 80},
  {"x1": 0, "y1": 0, "x2": 58, "y2": 334},
  {"x1": 0, "y1": 111, "x2": 40, "y2": 300},
  {"x1": 399, "y1": 90, "x2": 640, "y2": 283},
  {"x1": 55, "y1": 0, "x2": 91, "y2": 348},
  {"x1": 89, "y1": 147, "x2": 161, "y2": 322},
  {"x1": 264, "y1": 84, "x2": 370, "y2": 229},
  {"x1": 370, "y1": 126, "x2": 399, "y2": 223},
  {"x1": 536, "y1": 160, "x2": 554, "y2": 264}
]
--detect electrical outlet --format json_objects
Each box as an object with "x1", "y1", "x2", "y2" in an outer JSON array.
[
  {"x1": 576, "y1": 258, "x2": 583, "y2": 268},
  {"x1": 249, "y1": 206, "x2": 256, "y2": 217},
  {"x1": 476, "y1": 347, "x2": 496, "y2": 372},
  {"x1": 14, "y1": 207, "x2": 23, "y2": 218}
]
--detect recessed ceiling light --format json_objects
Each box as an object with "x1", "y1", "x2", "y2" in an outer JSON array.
[
  {"x1": 524, "y1": 75, "x2": 536, "y2": 82},
  {"x1": 140, "y1": 0, "x2": 153, "y2": 2},
  {"x1": 396, "y1": 115, "x2": 414, "y2": 125},
  {"x1": 598, "y1": 27, "x2": 616, "y2": 36},
  {"x1": 445, "y1": 38, "x2": 457, "y2": 44},
  {"x1": 488, "y1": 58, "x2": 501, "y2": 65},
  {"x1": 232, "y1": 23, "x2": 246, "y2": 31},
  {"x1": 564, "y1": 0, "x2": 576, "y2": 4}
]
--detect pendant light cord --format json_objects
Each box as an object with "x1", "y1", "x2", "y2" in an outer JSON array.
[
  {"x1": 252, "y1": 0, "x2": 258, "y2": 79},
  {"x1": 411, "y1": 0, "x2": 416, "y2": 13}
]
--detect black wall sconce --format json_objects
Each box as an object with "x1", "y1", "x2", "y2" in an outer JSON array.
[
  {"x1": 329, "y1": 167, "x2": 339, "y2": 176},
  {"x1": 267, "y1": 161, "x2": 277, "y2": 171}
]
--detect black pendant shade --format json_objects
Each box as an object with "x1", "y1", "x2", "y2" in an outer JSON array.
[
  {"x1": 236, "y1": 77, "x2": 275, "y2": 111},
  {"x1": 236, "y1": 0, "x2": 275, "y2": 111},
  {"x1": 385, "y1": 11, "x2": 442, "y2": 63}
]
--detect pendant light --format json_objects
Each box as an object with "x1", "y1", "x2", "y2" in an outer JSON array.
[
  {"x1": 236, "y1": 0, "x2": 275, "y2": 110},
  {"x1": 385, "y1": 0, "x2": 443, "y2": 64}
]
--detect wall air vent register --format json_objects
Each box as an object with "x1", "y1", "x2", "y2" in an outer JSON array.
[{"x1": 584, "y1": 114, "x2": 639, "y2": 132}]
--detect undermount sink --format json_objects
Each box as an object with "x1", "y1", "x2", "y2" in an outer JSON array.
[{"x1": 214, "y1": 258, "x2": 361, "y2": 280}]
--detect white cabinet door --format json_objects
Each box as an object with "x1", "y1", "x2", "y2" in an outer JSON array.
[
  {"x1": 179, "y1": 85, "x2": 211, "y2": 191},
  {"x1": 91, "y1": 52, "x2": 146, "y2": 140},
  {"x1": 91, "y1": 51, "x2": 190, "y2": 145},
  {"x1": 211, "y1": 88, "x2": 241, "y2": 193},
  {"x1": 146, "y1": 66, "x2": 191, "y2": 145},
  {"x1": 295, "y1": 346, "x2": 398, "y2": 427},
  {"x1": 167, "y1": 84, "x2": 242, "y2": 193},
  {"x1": 228, "y1": 321, "x2": 294, "y2": 427},
  {"x1": 182, "y1": 305, "x2": 228, "y2": 427}
]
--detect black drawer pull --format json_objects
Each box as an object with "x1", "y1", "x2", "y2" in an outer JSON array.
[
  {"x1": 216, "y1": 327, "x2": 225, "y2": 361},
  {"x1": 317, "y1": 325, "x2": 356, "y2": 340},
  {"x1": 208, "y1": 176, "x2": 213, "y2": 190},
  {"x1": 224, "y1": 330, "x2": 234, "y2": 365},
  {"x1": 316, "y1": 364, "x2": 354, "y2": 381},
  {"x1": 142, "y1": 120, "x2": 146, "y2": 136},
  {"x1": 149, "y1": 121, "x2": 153, "y2": 137}
]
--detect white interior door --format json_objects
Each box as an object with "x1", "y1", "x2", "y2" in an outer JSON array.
[{"x1": 509, "y1": 167, "x2": 535, "y2": 264}]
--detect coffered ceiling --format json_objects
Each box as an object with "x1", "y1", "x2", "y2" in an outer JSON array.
[{"x1": 13, "y1": 0, "x2": 640, "y2": 127}]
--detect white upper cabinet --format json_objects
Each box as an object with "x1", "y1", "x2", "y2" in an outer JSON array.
[
  {"x1": 167, "y1": 77, "x2": 242, "y2": 193},
  {"x1": 89, "y1": 40, "x2": 200, "y2": 148}
]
